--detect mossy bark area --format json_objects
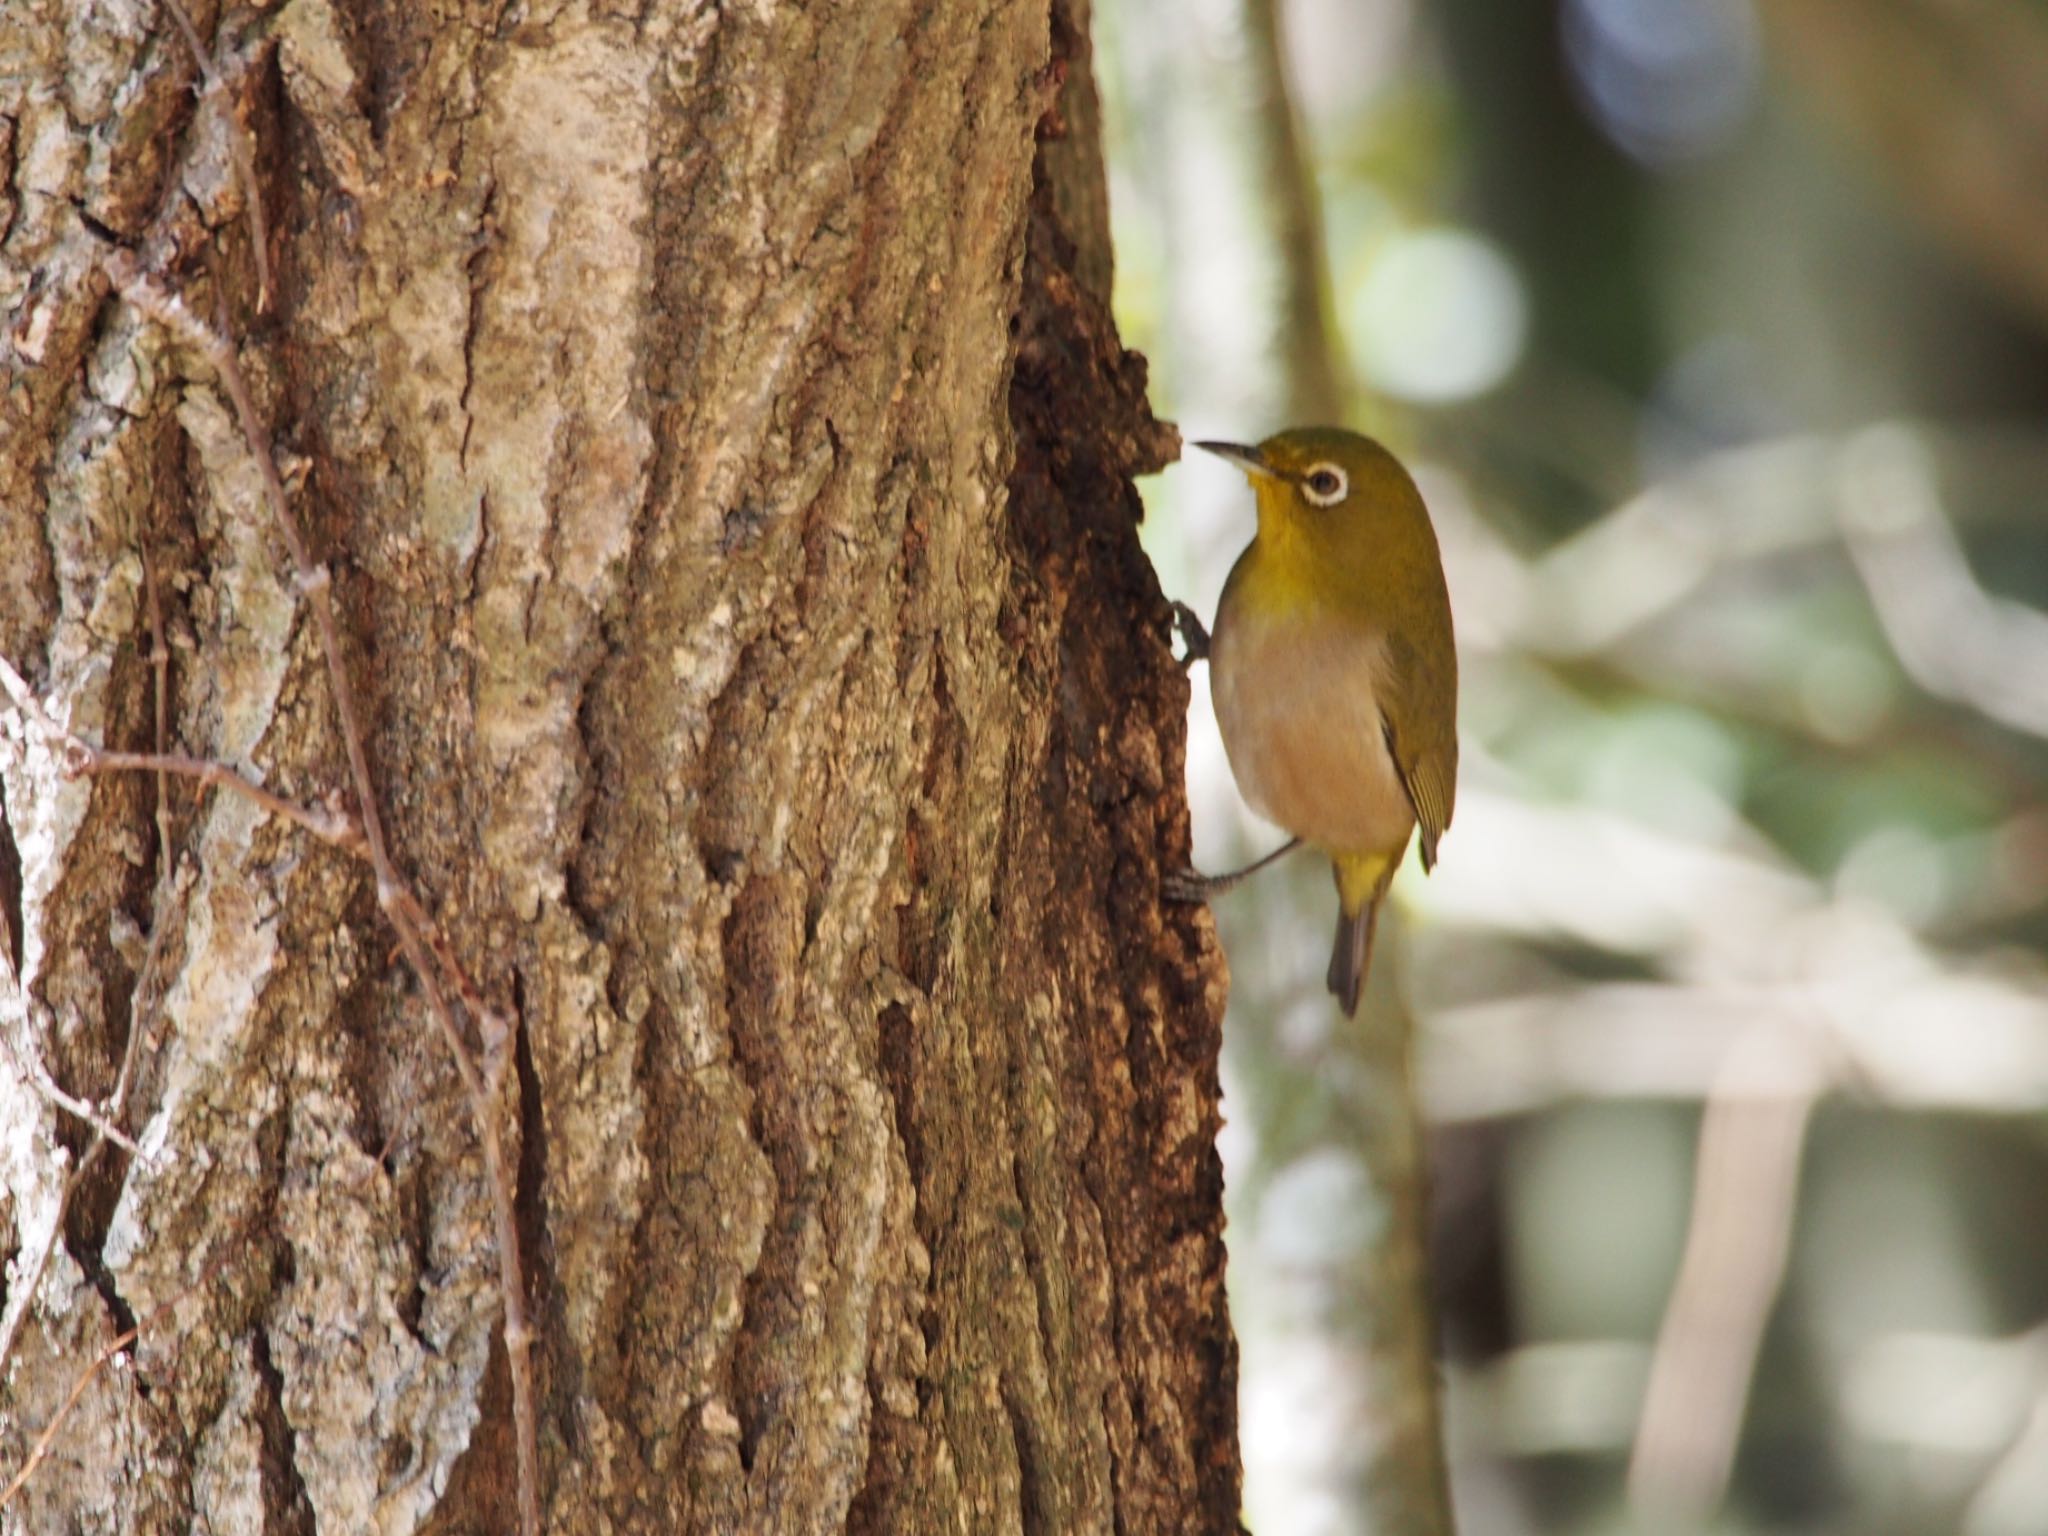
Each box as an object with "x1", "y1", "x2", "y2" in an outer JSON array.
[{"x1": 0, "y1": 1, "x2": 1239, "y2": 1532}]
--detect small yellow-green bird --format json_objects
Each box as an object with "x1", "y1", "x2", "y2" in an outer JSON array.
[{"x1": 1169, "y1": 427, "x2": 1458, "y2": 1016}]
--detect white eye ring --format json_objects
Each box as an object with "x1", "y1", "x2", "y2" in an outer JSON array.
[{"x1": 1300, "y1": 462, "x2": 1349, "y2": 507}]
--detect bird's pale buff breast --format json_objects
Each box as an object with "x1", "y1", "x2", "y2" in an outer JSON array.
[{"x1": 1209, "y1": 602, "x2": 1416, "y2": 860}]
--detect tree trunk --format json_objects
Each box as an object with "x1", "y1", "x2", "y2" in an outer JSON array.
[{"x1": 0, "y1": 2, "x2": 1241, "y2": 1532}]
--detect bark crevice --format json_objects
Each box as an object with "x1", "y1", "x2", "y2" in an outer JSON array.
[{"x1": 252, "y1": 1303, "x2": 316, "y2": 1536}]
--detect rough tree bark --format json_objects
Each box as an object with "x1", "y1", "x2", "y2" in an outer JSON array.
[{"x1": 0, "y1": 1, "x2": 1241, "y2": 1532}]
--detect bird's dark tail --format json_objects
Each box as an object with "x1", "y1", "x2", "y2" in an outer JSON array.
[{"x1": 1326, "y1": 896, "x2": 1382, "y2": 1018}]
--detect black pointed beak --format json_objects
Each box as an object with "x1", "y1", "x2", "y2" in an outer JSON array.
[{"x1": 1193, "y1": 440, "x2": 1272, "y2": 477}]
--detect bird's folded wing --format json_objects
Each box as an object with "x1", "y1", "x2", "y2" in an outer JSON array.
[{"x1": 1380, "y1": 631, "x2": 1458, "y2": 871}]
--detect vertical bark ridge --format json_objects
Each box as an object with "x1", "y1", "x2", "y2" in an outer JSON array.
[{"x1": 1, "y1": 1, "x2": 1242, "y2": 1531}]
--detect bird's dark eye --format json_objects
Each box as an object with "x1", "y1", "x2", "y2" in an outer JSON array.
[{"x1": 1301, "y1": 463, "x2": 1349, "y2": 507}]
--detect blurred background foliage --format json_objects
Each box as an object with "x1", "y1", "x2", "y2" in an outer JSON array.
[{"x1": 1095, "y1": 0, "x2": 2048, "y2": 1532}]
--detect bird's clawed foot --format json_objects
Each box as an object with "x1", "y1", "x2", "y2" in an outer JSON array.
[
  {"x1": 1169, "y1": 601, "x2": 1211, "y2": 669},
  {"x1": 1161, "y1": 837, "x2": 1305, "y2": 905}
]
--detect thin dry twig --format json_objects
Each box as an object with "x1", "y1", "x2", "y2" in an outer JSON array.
[
  {"x1": 3, "y1": 651, "x2": 491, "y2": 1054},
  {"x1": 0, "y1": 1213, "x2": 254, "y2": 1510},
  {"x1": 94, "y1": 749, "x2": 361, "y2": 847},
  {"x1": 160, "y1": 0, "x2": 272, "y2": 312},
  {"x1": 8, "y1": 1048, "x2": 146, "y2": 1158},
  {"x1": 0, "y1": 653, "x2": 68, "y2": 742},
  {"x1": 142, "y1": 547, "x2": 173, "y2": 878},
  {"x1": 0, "y1": 659, "x2": 361, "y2": 851},
  {"x1": 0, "y1": 1156, "x2": 88, "y2": 1384},
  {"x1": 0, "y1": 1313, "x2": 145, "y2": 1508},
  {"x1": 387, "y1": 882, "x2": 512, "y2": 1051},
  {"x1": 104, "y1": 253, "x2": 541, "y2": 1536},
  {"x1": 114, "y1": 545, "x2": 179, "y2": 1118},
  {"x1": 0, "y1": 566, "x2": 181, "y2": 1384}
]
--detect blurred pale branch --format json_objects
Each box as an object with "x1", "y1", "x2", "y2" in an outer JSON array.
[
  {"x1": 1424, "y1": 955, "x2": 2048, "y2": 1122},
  {"x1": 1418, "y1": 417, "x2": 2048, "y2": 1121},
  {"x1": 1424, "y1": 424, "x2": 2048, "y2": 856},
  {"x1": 1465, "y1": 1324, "x2": 2048, "y2": 1472},
  {"x1": 1240, "y1": 0, "x2": 1345, "y2": 423},
  {"x1": 1163, "y1": 2, "x2": 1453, "y2": 1531},
  {"x1": 1436, "y1": 423, "x2": 2048, "y2": 801},
  {"x1": 1628, "y1": 1025, "x2": 1821, "y2": 1522},
  {"x1": 1837, "y1": 426, "x2": 2048, "y2": 742},
  {"x1": 1491, "y1": 428, "x2": 2048, "y2": 662},
  {"x1": 1407, "y1": 413, "x2": 2048, "y2": 1526},
  {"x1": 1966, "y1": 1331, "x2": 2048, "y2": 1536}
]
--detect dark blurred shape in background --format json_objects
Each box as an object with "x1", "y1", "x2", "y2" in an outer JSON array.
[{"x1": 1099, "y1": 0, "x2": 2048, "y2": 1531}]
